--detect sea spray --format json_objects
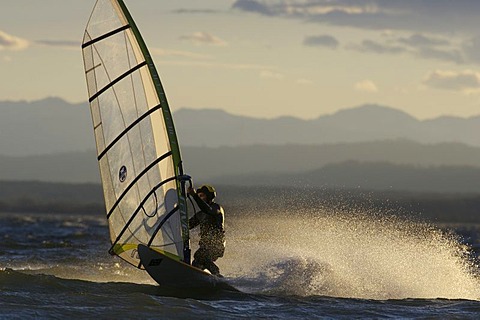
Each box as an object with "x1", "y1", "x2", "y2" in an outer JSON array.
[{"x1": 222, "y1": 207, "x2": 480, "y2": 300}]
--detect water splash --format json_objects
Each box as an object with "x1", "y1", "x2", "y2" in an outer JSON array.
[{"x1": 222, "y1": 207, "x2": 480, "y2": 300}]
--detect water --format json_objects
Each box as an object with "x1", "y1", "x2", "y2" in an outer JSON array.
[{"x1": 1, "y1": 203, "x2": 480, "y2": 319}]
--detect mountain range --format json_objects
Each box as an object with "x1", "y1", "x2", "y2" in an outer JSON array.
[
  {"x1": 1, "y1": 141, "x2": 480, "y2": 193},
  {"x1": 1, "y1": 97, "x2": 479, "y2": 156},
  {"x1": 1, "y1": 97, "x2": 479, "y2": 193},
  {"x1": 174, "y1": 106, "x2": 480, "y2": 148}
]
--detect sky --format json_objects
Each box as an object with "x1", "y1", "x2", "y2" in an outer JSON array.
[{"x1": 1, "y1": 0, "x2": 480, "y2": 120}]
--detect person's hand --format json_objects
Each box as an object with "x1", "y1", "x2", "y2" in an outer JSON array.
[{"x1": 187, "y1": 186, "x2": 195, "y2": 196}]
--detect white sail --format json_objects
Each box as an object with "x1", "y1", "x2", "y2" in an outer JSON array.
[{"x1": 81, "y1": 0, "x2": 189, "y2": 267}]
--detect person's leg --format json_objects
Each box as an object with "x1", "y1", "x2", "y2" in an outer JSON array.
[
  {"x1": 204, "y1": 248, "x2": 222, "y2": 276},
  {"x1": 194, "y1": 247, "x2": 222, "y2": 276},
  {"x1": 204, "y1": 260, "x2": 220, "y2": 276},
  {"x1": 192, "y1": 248, "x2": 208, "y2": 270}
]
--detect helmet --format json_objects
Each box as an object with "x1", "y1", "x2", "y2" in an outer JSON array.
[{"x1": 196, "y1": 184, "x2": 216, "y2": 201}]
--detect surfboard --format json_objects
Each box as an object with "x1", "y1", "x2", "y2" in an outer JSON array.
[
  {"x1": 138, "y1": 244, "x2": 237, "y2": 290},
  {"x1": 81, "y1": 0, "x2": 235, "y2": 291}
]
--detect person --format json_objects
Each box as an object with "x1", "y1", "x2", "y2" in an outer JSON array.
[{"x1": 187, "y1": 184, "x2": 225, "y2": 276}]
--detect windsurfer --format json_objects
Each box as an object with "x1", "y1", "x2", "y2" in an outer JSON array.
[{"x1": 187, "y1": 184, "x2": 225, "y2": 276}]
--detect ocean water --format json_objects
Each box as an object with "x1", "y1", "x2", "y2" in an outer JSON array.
[{"x1": 1, "y1": 203, "x2": 480, "y2": 319}]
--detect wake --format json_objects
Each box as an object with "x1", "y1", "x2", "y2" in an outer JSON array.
[{"x1": 222, "y1": 208, "x2": 480, "y2": 300}]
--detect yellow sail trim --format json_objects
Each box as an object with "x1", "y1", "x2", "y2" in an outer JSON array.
[
  {"x1": 112, "y1": 243, "x2": 137, "y2": 255},
  {"x1": 112, "y1": 243, "x2": 181, "y2": 261}
]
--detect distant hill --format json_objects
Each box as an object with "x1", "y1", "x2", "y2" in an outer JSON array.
[
  {"x1": 0, "y1": 150, "x2": 99, "y2": 183},
  {"x1": 182, "y1": 140, "x2": 480, "y2": 181},
  {"x1": 0, "y1": 97, "x2": 94, "y2": 156},
  {"x1": 174, "y1": 105, "x2": 480, "y2": 148},
  {"x1": 1, "y1": 141, "x2": 480, "y2": 193},
  {"x1": 213, "y1": 161, "x2": 480, "y2": 194},
  {"x1": 1, "y1": 97, "x2": 479, "y2": 156},
  {"x1": 2, "y1": 97, "x2": 478, "y2": 193}
]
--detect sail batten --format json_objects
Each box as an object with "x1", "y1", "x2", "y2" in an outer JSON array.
[
  {"x1": 82, "y1": 0, "x2": 189, "y2": 268},
  {"x1": 109, "y1": 175, "x2": 178, "y2": 251},
  {"x1": 105, "y1": 150, "x2": 173, "y2": 219},
  {"x1": 98, "y1": 103, "x2": 163, "y2": 160},
  {"x1": 148, "y1": 207, "x2": 180, "y2": 247},
  {"x1": 89, "y1": 61, "x2": 148, "y2": 102},
  {"x1": 82, "y1": 24, "x2": 131, "y2": 49}
]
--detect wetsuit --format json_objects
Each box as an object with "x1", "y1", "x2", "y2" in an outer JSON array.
[{"x1": 189, "y1": 193, "x2": 225, "y2": 276}]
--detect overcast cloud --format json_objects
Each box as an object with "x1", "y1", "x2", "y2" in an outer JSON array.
[
  {"x1": 173, "y1": 9, "x2": 222, "y2": 14},
  {"x1": 423, "y1": 70, "x2": 480, "y2": 92},
  {"x1": 35, "y1": 39, "x2": 79, "y2": 49},
  {"x1": 179, "y1": 32, "x2": 228, "y2": 46},
  {"x1": 352, "y1": 35, "x2": 464, "y2": 64},
  {"x1": 231, "y1": 0, "x2": 480, "y2": 34},
  {"x1": 303, "y1": 35, "x2": 339, "y2": 49},
  {"x1": 233, "y1": 1, "x2": 480, "y2": 65},
  {"x1": 352, "y1": 39, "x2": 405, "y2": 55},
  {"x1": 463, "y1": 35, "x2": 480, "y2": 64}
]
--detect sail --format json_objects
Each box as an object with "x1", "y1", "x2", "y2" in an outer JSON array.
[{"x1": 81, "y1": 0, "x2": 189, "y2": 268}]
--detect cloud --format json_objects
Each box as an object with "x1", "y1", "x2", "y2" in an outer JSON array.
[
  {"x1": 35, "y1": 39, "x2": 79, "y2": 49},
  {"x1": 232, "y1": 0, "x2": 274, "y2": 16},
  {"x1": 173, "y1": 9, "x2": 222, "y2": 14},
  {"x1": 352, "y1": 39, "x2": 405, "y2": 54},
  {"x1": 156, "y1": 59, "x2": 277, "y2": 72},
  {"x1": 423, "y1": 70, "x2": 480, "y2": 92},
  {"x1": 233, "y1": 0, "x2": 381, "y2": 16},
  {"x1": 354, "y1": 80, "x2": 378, "y2": 93},
  {"x1": 397, "y1": 33, "x2": 449, "y2": 48},
  {"x1": 179, "y1": 32, "x2": 227, "y2": 46},
  {"x1": 346, "y1": 34, "x2": 465, "y2": 64},
  {"x1": 231, "y1": 0, "x2": 480, "y2": 35},
  {"x1": 393, "y1": 33, "x2": 464, "y2": 64},
  {"x1": 303, "y1": 35, "x2": 339, "y2": 49},
  {"x1": 0, "y1": 30, "x2": 29, "y2": 51},
  {"x1": 463, "y1": 35, "x2": 480, "y2": 64},
  {"x1": 260, "y1": 70, "x2": 285, "y2": 80},
  {"x1": 150, "y1": 48, "x2": 212, "y2": 60},
  {"x1": 415, "y1": 47, "x2": 464, "y2": 64},
  {"x1": 233, "y1": 1, "x2": 480, "y2": 64}
]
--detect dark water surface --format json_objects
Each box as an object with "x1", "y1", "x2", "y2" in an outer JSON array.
[{"x1": 1, "y1": 209, "x2": 480, "y2": 319}]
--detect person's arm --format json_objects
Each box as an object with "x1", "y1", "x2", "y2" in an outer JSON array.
[
  {"x1": 187, "y1": 186, "x2": 218, "y2": 217},
  {"x1": 191, "y1": 193, "x2": 218, "y2": 216}
]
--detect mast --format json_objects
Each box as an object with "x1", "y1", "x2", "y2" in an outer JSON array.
[{"x1": 115, "y1": 0, "x2": 190, "y2": 265}]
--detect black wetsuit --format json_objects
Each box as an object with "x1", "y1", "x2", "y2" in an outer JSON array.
[{"x1": 189, "y1": 193, "x2": 225, "y2": 276}]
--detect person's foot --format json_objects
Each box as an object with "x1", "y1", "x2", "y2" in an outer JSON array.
[
  {"x1": 209, "y1": 268, "x2": 222, "y2": 277},
  {"x1": 192, "y1": 260, "x2": 204, "y2": 270},
  {"x1": 206, "y1": 265, "x2": 221, "y2": 277}
]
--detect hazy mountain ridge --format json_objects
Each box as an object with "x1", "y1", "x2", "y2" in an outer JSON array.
[
  {"x1": 1, "y1": 98, "x2": 479, "y2": 156},
  {"x1": 182, "y1": 140, "x2": 480, "y2": 181},
  {"x1": 213, "y1": 161, "x2": 480, "y2": 194},
  {"x1": 0, "y1": 97, "x2": 94, "y2": 156},
  {"x1": 2, "y1": 98, "x2": 478, "y2": 192},
  {"x1": 0, "y1": 151, "x2": 99, "y2": 183},
  {"x1": 1, "y1": 141, "x2": 480, "y2": 193},
  {"x1": 174, "y1": 105, "x2": 480, "y2": 148}
]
